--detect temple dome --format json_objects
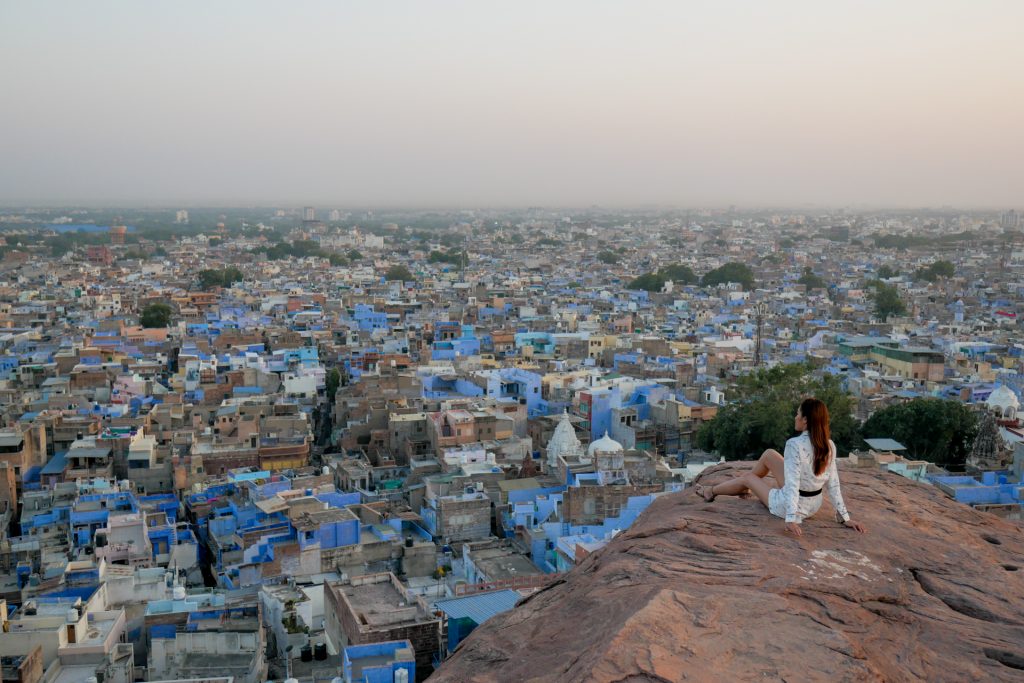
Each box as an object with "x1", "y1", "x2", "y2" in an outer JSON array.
[
  {"x1": 587, "y1": 431, "x2": 624, "y2": 458},
  {"x1": 546, "y1": 410, "x2": 583, "y2": 466},
  {"x1": 986, "y1": 384, "x2": 1019, "y2": 418}
]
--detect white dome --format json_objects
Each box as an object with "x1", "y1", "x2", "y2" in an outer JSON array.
[
  {"x1": 587, "y1": 431, "x2": 624, "y2": 457},
  {"x1": 987, "y1": 385, "x2": 1019, "y2": 411},
  {"x1": 546, "y1": 410, "x2": 583, "y2": 466}
]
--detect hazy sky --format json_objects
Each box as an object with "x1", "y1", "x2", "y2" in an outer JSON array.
[{"x1": 1, "y1": 1, "x2": 1021, "y2": 208}]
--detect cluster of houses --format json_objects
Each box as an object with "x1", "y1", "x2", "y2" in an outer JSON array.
[{"x1": 0, "y1": 205, "x2": 1021, "y2": 681}]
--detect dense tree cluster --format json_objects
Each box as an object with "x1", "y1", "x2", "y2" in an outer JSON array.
[
  {"x1": 696, "y1": 367, "x2": 981, "y2": 468},
  {"x1": 696, "y1": 364, "x2": 860, "y2": 459},
  {"x1": 140, "y1": 303, "x2": 172, "y2": 328},
  {"x1": 428, "y1": 249, "x2": 468, "y2": 265},
  {"x1": 384, "y1": 264, "x2": 414, "y2": 281},
  {"x1": 701, "y1": 262, "x2": 755, "y2": 290},
  {"x1": 626, "y1": 263, "x2": 698, "y2": 292},
  {"x1": 197, "y1": 267, "x2": 244, "y2": 290},
  {"x1": 797, "y1": 267, "x2": 827, "y2": 289},
  {"x1": 915, "y1": 260, "x2": 955, "y2": 282},
  {"x1": 861, "y1": 398, "x2": 977, "y2": 467},
  {"x1": 876, "y1": 265, "x2": 898, "y2": 279},
  {"x1": 868, "y1": 280, "x2": 907, "y2": 321}
]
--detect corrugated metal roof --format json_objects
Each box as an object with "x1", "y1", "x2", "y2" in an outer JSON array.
[
  {"x1": 864, "y1": 438, "x2": 907, "y2": 452},
  {"x1": 434, "y1": 589, "x2": 520, "y2": 624}
]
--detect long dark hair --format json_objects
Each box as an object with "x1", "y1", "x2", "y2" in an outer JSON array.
[{"x1": 800, "y1": 397, "x2": 832, "y2": 475}]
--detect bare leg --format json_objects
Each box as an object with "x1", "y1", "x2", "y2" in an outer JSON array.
[
  {"x1": 708, "y1": 474, "x2": 753, "y2": 497},
  {"x1": 707, "y1": 467, "x2": 783, "y2": 508},
  {"x1": 751, "y1": 449, "x2": 784, "y2": 479}
]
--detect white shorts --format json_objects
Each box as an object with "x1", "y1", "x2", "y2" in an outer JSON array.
[{"x1": 767, "y1": 487, "x2": 823, "y2": 521}]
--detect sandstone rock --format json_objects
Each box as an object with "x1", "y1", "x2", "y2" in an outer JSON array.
[{"x1": 429, "y1": 463, "x2": 1024, "y2": 682}]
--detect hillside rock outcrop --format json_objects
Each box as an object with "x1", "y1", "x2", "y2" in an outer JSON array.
[{"x1": 429, "y1": 463, "x2": 1024, "y2": 682}]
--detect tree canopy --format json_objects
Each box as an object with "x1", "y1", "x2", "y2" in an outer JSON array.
[
  {"x1": 597, "y1": 251, "x2": 619, "y2": 265},
  {"x1": 429, "y1": 249, "x2": 468, "y2": 265},
  {"x1": 627, "y1": 264, "x2": 698, "y2": 292},
  {"x1": 696, "y1": 364, "x2": 860, "y2": 459},
  {"x1": 659, "y1": 264, "x2": 698, "y2": 285},
  {"x1": 876, "y1": 265, "x2": 898, "y2": 279},
  {"x1": 867, "y1": 280, "x2": 906, "y2": 321},
  {"x1": 197, "y1": 267, "x2": 244, "y2": 290},
  {"x1": 140, "y1": 303, "x2": 172, "y2": 329},
  {"x1": 797, "y1": 267, "x2": 827, "y2": 290},
  {"x1": 627, "y1": 273, "x2": 664, "y2": 292},
  {"x1": 325, "y1": 367, "x2": 341, "y2": 400},
  {"x1": 860, "y1": 398, "x2": 977, "y2": 467},
  {"x1": 701, "y1": 262, "x2": 755, "y2": 290},
  {"x1": 915, "y1": 260, "x2": 955, "y2": 282},
  {"x1": 384, "y1": 264, "x2": 413, "y2": 282}
]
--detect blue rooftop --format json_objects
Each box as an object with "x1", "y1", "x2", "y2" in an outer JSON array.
[{"x1": 434, "y1": 589, "x2": 521, "y2": 625}]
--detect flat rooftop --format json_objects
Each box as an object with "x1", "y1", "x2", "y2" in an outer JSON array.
[{"x1": 337, "y1": 578, "x2": 433, "y2": 631}]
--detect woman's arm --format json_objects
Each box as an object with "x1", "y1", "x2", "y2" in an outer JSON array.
[
  {"x1": 782, "y1": 439, "x2": 802, "y2": 525},
  {"x1": 825, "y1": 443, "x2": 851, "y2": 523}
]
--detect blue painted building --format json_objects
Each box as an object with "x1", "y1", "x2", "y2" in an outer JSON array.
[{"x1": 343, "y1": 640, "x2": 415, "y2": 683}]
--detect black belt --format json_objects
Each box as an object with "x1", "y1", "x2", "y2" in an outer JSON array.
[{"x1": 799, "y1": 488, "x2": 822, "y2": 497}]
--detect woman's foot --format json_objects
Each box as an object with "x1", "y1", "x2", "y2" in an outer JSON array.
[{"x1": 696, "y1": 484, "x2": 716, "y2": 503}]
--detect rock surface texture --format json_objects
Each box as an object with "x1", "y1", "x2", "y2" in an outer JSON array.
[{"x1": 429, "y1": 463, "x2": 1024, "y2": 682}]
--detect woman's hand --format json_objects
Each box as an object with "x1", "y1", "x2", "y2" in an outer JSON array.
[
  {"x1": 844, "y1": 519, "x2": 867, "y2": 534},
  {"x1": 785, "y1": 522, "x2": 803, "y2": 537}
]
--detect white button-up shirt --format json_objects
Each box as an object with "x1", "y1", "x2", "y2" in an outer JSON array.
[{"x1": 782, "y1": 432, "x2": 850, "y2": 524}]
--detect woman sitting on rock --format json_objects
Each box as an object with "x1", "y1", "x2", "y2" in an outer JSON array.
[{"x1": 696, "y1": 397, "x2": 867, "y2": 537}]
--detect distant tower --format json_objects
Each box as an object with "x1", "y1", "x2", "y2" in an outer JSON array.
[
  {"x1": 303, "y1": 206, "x2": 316, "y2": 222},
  {"x1": 109, "y1": 223, "x2": 127, "y2": 245},
  {"x1": 175, "y1": 210, "x2": 189, "y2": 224},
  {"x1": 1001, "y1": 209, "x2": 1020, "y2": 230}
]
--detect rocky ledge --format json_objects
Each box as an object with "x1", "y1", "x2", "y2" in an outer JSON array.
[{"x1": 429, "y1": 463, "x2": 1024, "y2": 682}]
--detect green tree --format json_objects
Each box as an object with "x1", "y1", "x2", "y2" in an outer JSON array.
[
  {"x1": 868, "y1": 281, "x2": 906, "y2": 321},
  {"x1": 627, "y1": 272, "x2": 666, "y2": 292},
  {"x1": 702, "y1": 262, "x2": 755, "y2": 290},
  {"x1": 328, "y1": 253, "x2": 347, "y2": 267},
  {"x1": 197, "y1": 267, "x2": 243, "y2": 290},
  {"x1": 140, "y1": 303, "x2": 172, "y2": 328},
  {"x1": 696, "y1": 364, "x2": 860, "y2": 459},
  {"x1": 915, "y1": 259, "x2": 956, "y2": 282},
  {"x1": 797, "y1": 267, "x2": 827, "y2": 289},
  {"x1": 428, "y1": 249, "x2": 467, "y2": 265},
  {"x1": 384, "y1": 264, "x2": 413, "y2": 281},
  {"x1": 877, "y1": 264, "x2": 898, "y2": 279},
  {"x1": 347, "y1": 249, "x2": 364, "y2": 262},
  {"x1": 658, "y1": 264, "x2": 698, "y2": 285},
  {"x1": 597, "y1": 251, "x2": 619, "y2": 265},
  {"x1": 325, "y1": 367, "x2": 341, "y2": 400},
  {"x1": 860, "y1": 398, "x2": 978, "y2": 467}
]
